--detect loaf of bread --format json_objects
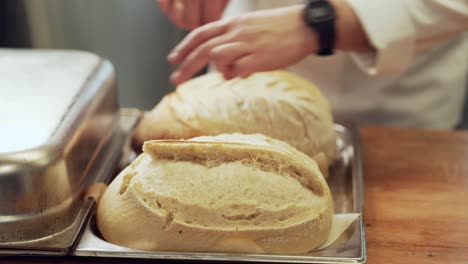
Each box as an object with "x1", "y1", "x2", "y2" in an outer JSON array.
[
  {"x1": 132, "y1": 71, "x2": 337, "y2": 174},
  {"x1": 97, "y1": 133, "x2": 333, "y2": 253}
]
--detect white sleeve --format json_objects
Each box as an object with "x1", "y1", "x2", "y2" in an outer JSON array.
[{"x1": 344, "y1": 0, "x2": 468, "y2": 76}]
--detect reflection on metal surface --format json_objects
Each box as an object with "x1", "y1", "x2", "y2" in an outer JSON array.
[
  {"x1": 72, "y1": 124, "x2": 366, "y2": 264},
  {"x1": 0, "y1": 109, "x2": 141, "y2": 255},
  {"x1": 0, "y1": 50, "x2": 118, "y2": 253},
  {"x1": 0, "y1": 61, "x2": 117, "y2": 245},
  {"x1": 0, "y1": 50, "x2": 101, "y2": 153}
]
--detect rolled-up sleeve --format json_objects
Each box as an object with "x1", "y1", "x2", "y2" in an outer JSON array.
[{"x1": 344, "y1": 0, "x2": 468, "y2": 76}]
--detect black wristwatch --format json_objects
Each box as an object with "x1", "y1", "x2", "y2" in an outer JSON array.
[{"x1": 303, "y1": 0, "x2": 336, "y2": 56}]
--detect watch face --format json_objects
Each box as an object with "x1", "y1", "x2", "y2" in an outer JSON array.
[{"x1": 306, "y1": 1, "x2": 335, "y2": 24}]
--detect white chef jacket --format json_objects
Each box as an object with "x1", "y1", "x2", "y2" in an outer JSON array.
[{"x1": 222, "y1": 0, "x2": 468, "y2": 129}]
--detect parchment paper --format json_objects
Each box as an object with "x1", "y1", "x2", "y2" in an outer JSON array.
[{"x1": 316, "y1": 213, "x2": 361, "y2": 250}]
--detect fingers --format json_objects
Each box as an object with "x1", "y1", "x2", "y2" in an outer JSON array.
[
  {"x1": 210, "y1": 42, "x2": 251, "y2": 78},
  {"x1": 158, "y1": 0, "x2": 170, "y2": 15},
  {"x1": 229, "y1": 54, "x2": 262, "y2": 78},
  {"x1": 170, "y1": 35, "x2": 232, "y2": 84},
  {"x1": 159, "y1": 0, "x2": 185, "y2": 29},
  {"x1": 171, "y1": 0, "x2": 185, "y2": 29},
  {"x1": 202, "y1": 0, "x2": 229, "y2": 24},
  {"x1": 182, "y1": 0, "x2": 201, "y2": 30},
  {"x1": 158, "y1": 0, "x2": 200, "y2": 30},
  {"x1": 159, "y1": 0, "x2": 226, "y2": 30},
  {"x1": 168, "y1": 20, "x2": 228, "y2": 64},
  {"x1": 171, "y1": 52, "x2": 266, "y2": 84}
]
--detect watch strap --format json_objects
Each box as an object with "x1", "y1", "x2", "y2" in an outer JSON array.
[
  {"x1": 314, "y1": 20, "x2": 335, "y2": 56},
  {"x1": 304, "y1": 0, "x2": 336, "y2": 56}
]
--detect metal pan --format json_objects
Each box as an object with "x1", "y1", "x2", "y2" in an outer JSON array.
[
  {"x1": 0, "y1": 107, "x2": 141, "y2": 255},
  {"x1": 0, "y1": 49, "x2": 118, "y2": 254}
]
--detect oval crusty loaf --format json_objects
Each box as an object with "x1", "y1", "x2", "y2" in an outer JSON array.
[
  {"x1": 98, "y1": 133, "x2": 333, "y2": 254},
  {"x1": 132, "y1": 70, "x2": 337, "y2": 175}
]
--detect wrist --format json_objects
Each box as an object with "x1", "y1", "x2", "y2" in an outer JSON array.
[
  {"x1": 293, "y1": 5, "x2": 321, "y2": 56},
  {"x1": 303, "y1": 0, "x2": 337, "y2": 56}
]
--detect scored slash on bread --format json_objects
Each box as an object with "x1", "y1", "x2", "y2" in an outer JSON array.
[
  {"x1": 132, "y1": 71, "x2": 337, "y2": 177},
  {"x1": 97, "y1": 133, "x2": 333, "y2": 254}
]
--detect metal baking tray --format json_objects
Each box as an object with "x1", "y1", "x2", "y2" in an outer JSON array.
[{"x1": 71, "y1": 123, "x2": 366, "y2": 263}]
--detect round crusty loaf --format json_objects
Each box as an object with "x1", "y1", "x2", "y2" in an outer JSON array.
[
  {"x1": 98, "y1": 133, "x2": 333, "y2": 254},
  {"x1": 132, "y1": 70, "x2": 337, "y2": 174}
]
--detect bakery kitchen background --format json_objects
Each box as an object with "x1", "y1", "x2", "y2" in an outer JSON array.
[
  {"x1": 1, "y1": 1, "x2": 468, "y2": 263},
  {"x1": 0, "y1": 0, "x2": 186, "y2": 110},
  {"x1": 2, "y1": 0, "x2": 467, "y2": 127}
]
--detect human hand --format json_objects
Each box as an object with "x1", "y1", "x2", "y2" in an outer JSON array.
[
  {"x1": 167, "y1": 5, "x2": 318, "y2": 85},
  {"x1": 158, "y1": 0, "x2": 228, "y2": 31}
]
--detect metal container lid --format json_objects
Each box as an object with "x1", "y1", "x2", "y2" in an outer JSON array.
[
  {"x1": 0, "y1": 49, "x2": 125, "y2": 254},
  {"x1": 0, "y1": 49, "x2": 100, "y2": 153}
]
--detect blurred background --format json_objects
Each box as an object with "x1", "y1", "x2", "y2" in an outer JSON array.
[
  {"x1": 0, "y1": 0, "x2": 184, "y2": 110},
  {"x1": 1, "y1": 0, "x2": 467, "y2": 127}
]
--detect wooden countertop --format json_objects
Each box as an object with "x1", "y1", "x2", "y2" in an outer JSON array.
[
  {"x1": 2, "y1": 126, "x2": 467, "y2": 264},
  {"x1": 360, "y1": 126, "x2": 468, "y2": 264}
]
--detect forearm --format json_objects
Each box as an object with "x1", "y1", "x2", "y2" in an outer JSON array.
[
  {"x1": 313, "y1": 0, "x2": 467, "y2": 55},
  {"x1": 328, "y1": 0, "x2": 374, "y2": 52}
]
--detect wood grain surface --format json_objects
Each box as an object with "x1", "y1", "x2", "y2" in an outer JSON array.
[
  {"x1": 1, "y1": 126, "x2": 467, "y2": 264},
  {"x1": 361, "y1": 126, "x2": 468, "y2": 264}
]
